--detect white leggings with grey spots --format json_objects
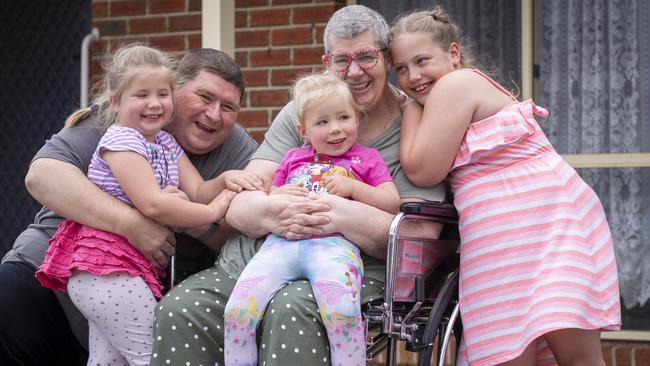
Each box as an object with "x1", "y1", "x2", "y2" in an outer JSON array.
[{"x1": 67, "y1": 271, "x2": 157, "y2": 366}]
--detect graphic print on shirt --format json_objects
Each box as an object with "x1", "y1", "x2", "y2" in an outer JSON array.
[
  {"x1": 285, "y1": 154, "x2": 359, "y2": 196},
  {"x1": 147, "y1": 142, "x2": 178, "y2": 188}
]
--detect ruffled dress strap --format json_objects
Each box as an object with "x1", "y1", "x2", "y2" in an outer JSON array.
[
  {"x1": 467, "y1": 69, "x2": 549, "y2": 118},
  {"x1": 451, "y1": 70, "x2": 550, "y2": 171},
  {"x1": 517, "y1": 98, "x2": 549, "y2": 119}
]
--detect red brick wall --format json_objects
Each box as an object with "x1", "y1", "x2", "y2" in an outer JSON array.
[
  {"x1": 90, "y1": 0, "x2": 345, "y2": 142},
  {"x1": 235, "y1": 0, "x2": 345, "y2": 141},
  {"x1": 90, "y1": 0, "x2": 202, "y2": 87}
]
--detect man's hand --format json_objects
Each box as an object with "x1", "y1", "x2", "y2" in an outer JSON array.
[
  {"x1": 121, "y1": 212, "x2": 176, "y2": 268},
  {"x1": 223, "y1": 170, "x2": 265, "y2": 192},
  {"x1": 323, "y1": 175, "x2": 356, "y2": 198}
]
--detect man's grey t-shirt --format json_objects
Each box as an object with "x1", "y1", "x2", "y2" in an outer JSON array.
[{"x1": 218, "y1": 101, "x2": 446, "y2": 282}]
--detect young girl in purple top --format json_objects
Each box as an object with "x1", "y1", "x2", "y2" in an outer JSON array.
[
  {"x1": 36, "y1": 44, "x2": 262, "y2": 365},
  {"x1": 223, "y1": 73, "x2": 400, "y2": 366}
]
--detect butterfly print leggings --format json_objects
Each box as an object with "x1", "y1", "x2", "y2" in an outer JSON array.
[{"x1": 224, "y1": 234, "x2": 365, "y2": 366}]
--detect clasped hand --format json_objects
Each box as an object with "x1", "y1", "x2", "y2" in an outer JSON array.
[{"x1": 265, "y1": 189, "x2": 330, "y2": 240}]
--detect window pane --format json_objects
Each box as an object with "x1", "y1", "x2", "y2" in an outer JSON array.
[
  {"x1": 576, "y1": 166, "x2": 650, "y2": 330},
  {"x1": 537, "y1": 0, "x2": 650, "y2": 155}
]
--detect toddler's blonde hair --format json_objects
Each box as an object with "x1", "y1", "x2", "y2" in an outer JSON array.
[{"x1": 291, "y1": 72, "x2": 362, "y2": 126}]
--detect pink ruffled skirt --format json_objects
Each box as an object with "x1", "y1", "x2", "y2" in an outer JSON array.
[{"x1": 36, "y1": 220, "x2": 165, "y2": 299}]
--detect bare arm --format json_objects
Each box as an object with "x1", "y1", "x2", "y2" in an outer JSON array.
[
  {"x1": 155, "y1": 185, "x2": 236, "y2": 252},
  {"x1": 196, "y1": 170, "x2": 265, "y2": 203},
  {"x1": 25, "y1": 158, "x2": 175, "y2": 267},
  {"x1": 400, "y1": 72, "x2": 477, "y2": 187},
  {"x1": 105, "y1": 151, "x2": 233, "y2": 227},
  {"x1": 175, "y1": 155, "x2": 264, "y2": 204}
]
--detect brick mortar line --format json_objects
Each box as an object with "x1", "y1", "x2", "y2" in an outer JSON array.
[
  {"x1": 236, "y1": 3, "x2": 340, "y2": 11},
  {"x1": 95, "y1": 31, "x2": 201, "y2": 39},
  {"x1": 235, "y1": 45, "x2": 324, "y2": 50},
  {"x1": 95, "y1": 33, "x2": 317, "y2": 41},
  {"x1": 94, "y1": 12, "x2": 202, "y2": 20},
  {"x1": 235, "y1": 23, "x2": 329, "y2": 31},
  {"x1": 91, "y1": 50, "x2": 191, "y2": 57}
]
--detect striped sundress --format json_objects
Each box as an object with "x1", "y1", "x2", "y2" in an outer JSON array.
[{"x1": 452, "y1": 70, "x2": 621, "y2": 365}]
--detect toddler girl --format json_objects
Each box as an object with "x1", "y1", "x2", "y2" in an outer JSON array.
[{"x1": 223, "y1": 73, "x2": 400, "y2": 366}]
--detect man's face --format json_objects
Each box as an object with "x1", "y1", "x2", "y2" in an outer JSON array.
[{"x1": 166, "y1": 70, "x2": 241, "y2": 155}]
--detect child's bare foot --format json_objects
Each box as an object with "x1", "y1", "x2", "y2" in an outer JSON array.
[{"x1": 209, "y1": 189, "x2": 238, "y2": 220}]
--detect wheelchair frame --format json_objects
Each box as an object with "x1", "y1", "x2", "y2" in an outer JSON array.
[{"x1": 364, "y1": 201, "x2": 462, "y2": 366}]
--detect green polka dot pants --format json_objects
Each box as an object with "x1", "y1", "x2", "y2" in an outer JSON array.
[{"x1": 150, "y1": 264, "x2": 384, "y2": 366}]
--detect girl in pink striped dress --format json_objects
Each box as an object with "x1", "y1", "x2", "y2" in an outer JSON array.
[
  {"x1": 36, "y1": 44, "x2": 262, "y2": 365},
  {"x1": 390, "y1": 7, "x2": 621, "y2": 366}
]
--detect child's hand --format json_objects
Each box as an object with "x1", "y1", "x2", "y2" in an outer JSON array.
[
  {"x1": 208, "y1": 189, "x2": 238, "y2": 222},
  {"x1": 270, "y1": 183, "x2": 308, "y2": 197},
  {"x1": 398, "y1": 93, "x2": 420, "y2": 111},
  {"x1": 224, "y1": 170, "x2": 265, "y2": 192},
  {"x1": 323, "y1": 175, "x2": 356, "y2": 198}
]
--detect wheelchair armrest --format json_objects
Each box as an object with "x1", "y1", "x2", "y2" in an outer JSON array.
[
  {"x1": 400, "y1": 201, "x2": 458, "y2": 225},
  {"x1": 385, "y1": 201, "x2": 460, "y2": 304}
]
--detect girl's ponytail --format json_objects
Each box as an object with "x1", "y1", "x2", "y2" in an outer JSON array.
[
  {"x1": 64, "y1": 102, "x2": 109, "y2": 128},
  {"x1": 64, "y1": 108, "x2": 92, "y2": 128}
]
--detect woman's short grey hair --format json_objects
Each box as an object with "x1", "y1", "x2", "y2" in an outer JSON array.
[{"x1": 323, "y1": 5, "x2": 390, "y2": 54}]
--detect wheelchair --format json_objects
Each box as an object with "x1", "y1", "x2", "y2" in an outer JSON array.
[{"x1": 364, "y1": 201, "x2": 462, "y2": 366}]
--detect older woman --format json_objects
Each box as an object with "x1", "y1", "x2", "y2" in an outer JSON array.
[{"x1": 150, "y1": 5, "x2": 445, "y2": 366}]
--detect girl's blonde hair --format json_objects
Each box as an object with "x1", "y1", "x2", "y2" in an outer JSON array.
[
  {"x1": 292, "y1": 72, "x2": 362, "y2": 125},
  {"x1": 65, "y1": 43, "x2": 176, "y2": 129},
  {"x1": 390, "y1": 6, "x2": 476, "y2": 69}
]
